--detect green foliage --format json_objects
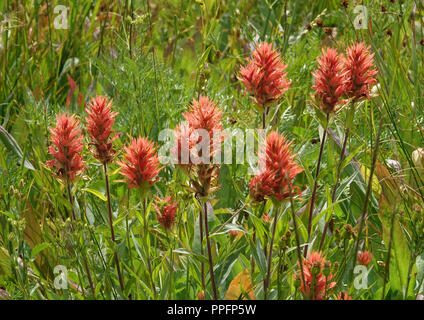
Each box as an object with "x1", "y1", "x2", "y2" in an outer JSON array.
[{"x1": 1, "y1": 0, "x2": 424, "y2": 300}]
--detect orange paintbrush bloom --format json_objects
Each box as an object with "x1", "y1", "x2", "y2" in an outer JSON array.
[
  {"x1": 183, "y1": 96, "x2": 224, "y2": 161},
  {"x1": 173, "y1": 96, "x2": 224, "y2": 196},
  {"x1": 46, "y1": 113, "x2": 85, "y2": 182},
  {"x1": 85, "y1": 95, "x2": 119, "y2": 163},
  {"x1": 357, "y1": 250, "x2": 373, "y2": 266},
  {"x1": 239, "y1": 41, "x2": 290, "y2": 109},
  {"x1": 173, "y1": 96, "x2": 223, "y2": 165},
  {"x1": 118, "y1": 137, "x2": 162, "y2": 191},
  {"x1": 182, "y1": 95, "x2": 223, "y2": 134},
  {"x1": 249, "y1": 131, "x2": 303, "y2": 202},
  {"x1": 344, "y1": 42, "x2": 378, "y2": 100},
  {"x1": 295, "y1": 251, "x2": 337, "y2": 300},
  {"x1": 312, "y1": 47, "x2": 348, "y2": 114},
  {"x1": 152, "y1": 196, "x2": 178, "y2": 230}
]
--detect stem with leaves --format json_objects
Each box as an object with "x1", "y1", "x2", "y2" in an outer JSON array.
[
  {"x1": 203, "y1": 201, "x2": 218, "y2": 299},
  {"x1": 103, "y1": 162, "x2": 125, "y2": 296},
  {"x1": 319, "y1": 130, "x2": 349, "y2": 251},
  {"x1": 305, "y1": 113, "x2": 330, "y2": 256},
  {"x1": 320, "y1": 102, "x2": 355, "y2": 251},
  {"x1": 66, "y1": 179, "x2": 96, "y2": 299},
  {"x1": 289, "y1": 183, "x2": 306, "y2": 298},
  {"x1": 198, "y1": 196, "x2": 206, "y2": 292},
  {"x1": 350, "y1": 114, "x2": 383, "y2": 284},
  {"x1": 142, "y1": 197, "x2": 157, "y2": 299},
  {"x1": 264, "y1": 204, "x2": 279, "y2": 299}
]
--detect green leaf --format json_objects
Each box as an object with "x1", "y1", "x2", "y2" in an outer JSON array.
[
  {"x1": 0, "y1": 125, "x2": 35, "y2": 170},
  {"x1": 82, "y1": 188, "x2": 107, "y2": 201},
  {"x1": 31, "y1": 243, "x2": 51, "y2": 259},
  {"x1": 248, "y1": 237, "x2": 267, "y2": 277}
]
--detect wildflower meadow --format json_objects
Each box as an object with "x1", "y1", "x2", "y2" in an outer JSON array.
[{"x1": 1, "y1": 0, "x2": 424, "y2": 303}]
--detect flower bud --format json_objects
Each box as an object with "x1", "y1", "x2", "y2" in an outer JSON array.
[
  {"x1": 197, "y1": 290, "x2": 205, "y2": 300},
  {"x1": 412, "y1": 148, "x2": 424, "y2": 177},
  {"x1": 323, "y1": 261, "x2": 331, "y2": 277},
  {"x1": 311, "y1": 261, "x2": 321, "y2": 276}
]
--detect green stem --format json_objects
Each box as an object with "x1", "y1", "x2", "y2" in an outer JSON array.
[
  {"x1": 203, "y1": 201, "x2": 218, "y2": 300},
  {"x1": 166, "y1": 230, "x2": 174, "y2": 299},
  {"x1": 305, "y1": 113, "x2": 330, "y2": 256},
  {"x1": 66, "y1": 179, "x2": 96, "y2": 299},
  {"x1": 199, "y1": 198, "x2": 206, "y2": 291},
  {"x1": 319, "y1": 128, "x2": 349, "y2": 251},
  {"x1": 289, "y1": 183, "x2": 306, "y2": 299},
  {"x1": 350, "y1": 115, "x2": 384, "y2": 284},
  {"x1": 103, "y1": 162, "x2": 125, "y2": 297},
  {"x1": 264, "y1": 205, "x2": 279, "y2": 299},
  {"x1": 142, "y1": 197, "x2": 157, "y2": 299}
]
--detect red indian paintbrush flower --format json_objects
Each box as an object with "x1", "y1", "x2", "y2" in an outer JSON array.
[
  {"x1": 46, "y1": 113, "x2": 85, "y2": 182},
  {"x1": 357, "y1": 250, "x2": 373, "y2": 266},
  {"x1": 152, "y1": 196, "x2": 178, "y2": 230},
  {"x1": 249, "y1": 131, "x2": 303, "y2": 202},
  {"x1": 173, "y1": 96, "x2": 223, "y2": 165},
  {"x1": 172, "y1": 96, "x2": 224, "y2": 196},
  {"x1": 118, "y1": 137, "x2": 162, "y2": 191},
  {"x1": 239, "y1": 41, "x2": 290, "y2": 109},
  {"x1": 312, "y1": 47, "x2": 348, "y2": 114},
  {"x1": 182, "y1": 96, "x2": 223, "y2": 134},
  {"x1": 344, "y1": 42, "x2": 378, "y2": 100},
  {"x1": 295, "y1": 251, "x2": 337, "y2": 300},
  {"x1": 85, "y1": 95, "x2": 119, "y2": 163}
]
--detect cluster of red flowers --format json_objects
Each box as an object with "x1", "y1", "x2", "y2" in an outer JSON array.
[
  {"x1": 173, "y1": 96, "x2": 223, "y2": 165},
  {"x1": 312, "y1": 42, "x2": 378, "y2": 114},
  {"x1": 249, "y1": 131, "x2": 303, "y2": 202},
  {"x1": 46, "y1": 113, "x2": 85, "y2": 183},
  {"x1": 239, "y1": 41, "x2": 290, "y2": 109},
  {"x1": 47, "y1": 96, "x2": 167, "y2": 226},
  {"x1": 295, "y1": 251, "x2": 336, "y2": 300},
  {"x1": 44, "y1": 39, "x2": 379, "y2": 298},
  {"x1": 239, "y1": 40, "x2": 377, "y2": 115},
  {"x1": 152, "y1": 196, "x2": 179, "y2": 230},
  {"x1": 344, "y1": 43, "x2": 378, "y2": 100},
  {"x1": 117, "y1": 137, "x2": 162, "y2": 191},
  {"x1": 312, "y1": 47, "x2": 348, "y2": 114},
  {"x1": 357, "y1": 250, "x2": 373, "y2": 266},
  {"x1": 85, "y1": 96, "x2": 119, "y2": 164},
  {"x1": 172, "y1": 95, "x2": 224, "y2": 196}
]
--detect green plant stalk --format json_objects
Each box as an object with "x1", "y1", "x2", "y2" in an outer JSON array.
[
  {"x1": 382, "y1": 208, "x2": 396, "y2": 299},
  {"x1": 199, "y1": 198, "x2": 206, "y2": 291},
  {"x1": 305, "y1": 113, "x2": 330, "y2": 256},
  {"x1": 142, "y1": 197, "x2": 157, "y2": 299},
  {"x1": 404, "y1": 251, "x2": 416, "y2": 300},
  {"x1": 166, "y1": 229, "x2": 175, "y2": 299},
  {"x1": 277, "y1": 247, "x2": 286, "y2": 300},
  {"x1": 203, "y1": 201, "x2": 218, "y2": 300},
  {"x1": 66, "y1": 179, "x2": 96, "y2": 299},
  {"x1": 289, "y1": 183, "x2": 306, "y2": 298},
  {"x1": 103, "y1": 162, "x2": 125, "y2": 296},
  {"x1": 319, "y1": 127, "x2": 349, "y2": 251},
  {"x1": 252, "y1": 107, "x2": 268, "y2": 276},
  {"x1": 264, "y1": 204, "x2": 279, "y2": 299},
  {"x1": 350, "y1": 114, "x2": 383, "y2": 284},
  {"x1": 319, "y1": 102, "x2": 355, "y2": 251}
]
